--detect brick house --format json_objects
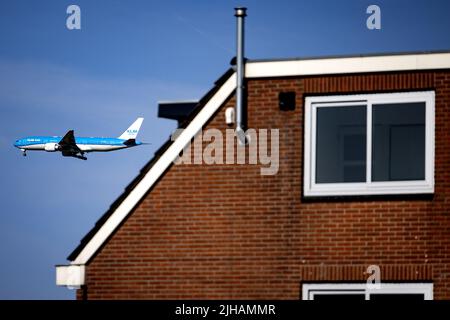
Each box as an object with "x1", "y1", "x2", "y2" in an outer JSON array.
[{"x1": 56, "y1": 51, "x2": 450, "y2": 300}]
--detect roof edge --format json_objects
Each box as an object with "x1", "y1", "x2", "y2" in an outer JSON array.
[{"x1": 247, "y1": 49, "x2": 450, "y2": 63}]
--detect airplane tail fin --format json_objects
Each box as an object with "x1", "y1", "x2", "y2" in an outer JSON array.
[{"x1": 118, "y1": 117, "x2": 144, "y2": 140}]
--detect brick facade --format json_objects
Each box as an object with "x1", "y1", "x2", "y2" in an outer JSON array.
[{"x1": 77, "y1": 71, "x2": 450, "y2": 299}]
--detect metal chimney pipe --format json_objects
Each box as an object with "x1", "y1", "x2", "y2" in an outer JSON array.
[{"x1": 235, "y1": 7, "x2": 247, "y2": 145}]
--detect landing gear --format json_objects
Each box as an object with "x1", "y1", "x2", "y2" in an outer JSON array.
[
  {"x1": 74, "y1": 153, "x2": 87, "y2": 160},
  {"x1": 21, "y1": 149, "x2": 27, "y2": 157},
  {"x1": 62, "y1": 151, "x2": 87, "y2": 160}
]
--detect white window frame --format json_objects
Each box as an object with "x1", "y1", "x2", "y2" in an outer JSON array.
[
  {"x1": 304, "y1": 91, "x2": 435, "y2": 197},
  {"x1": 302, "y1": 283, "x2": 433, "y2": 300}
]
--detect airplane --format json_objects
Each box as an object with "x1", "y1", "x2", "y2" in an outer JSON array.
[{"x1": 13, "y1": 118, "x2": 144, "y2": 160}]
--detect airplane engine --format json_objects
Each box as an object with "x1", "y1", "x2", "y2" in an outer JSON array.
[{"x1": 44, "y1": 143, "x2": 60, "y2": 152}]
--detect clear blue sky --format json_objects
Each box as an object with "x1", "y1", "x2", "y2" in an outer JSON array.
[{"x1": 0, "y1": 0, "x2": 449, "y2": 299}]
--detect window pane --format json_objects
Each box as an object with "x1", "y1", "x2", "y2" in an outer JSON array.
[
  {"x1": 372, "y1": 103, "x2": 425, "y2": 181},
  {"x1": 316, "y1": 106, "x2": 366, "y2": 183}
]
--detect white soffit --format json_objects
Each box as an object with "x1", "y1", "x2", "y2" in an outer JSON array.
[{"x1": 246, "y1": 52, "x2": 450, "y2": 78}]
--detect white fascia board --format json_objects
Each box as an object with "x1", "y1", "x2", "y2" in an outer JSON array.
[
  {"x1": 71, "y1": 73, "x2": 237, "y2": 265},
  {"x1": 56, "y1": 264, "x2": 85, "y2": 287},
  {"x1": 246, "y1": 52, "x2": 450, "y2": 78}
]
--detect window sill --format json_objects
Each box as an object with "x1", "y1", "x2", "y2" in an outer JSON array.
[{"x1": 303, "y1": 180, "x2": 434, "y2": 198}]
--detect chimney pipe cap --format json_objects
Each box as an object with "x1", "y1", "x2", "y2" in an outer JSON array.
[{"x1": 234, "y1": 7, "x2": 247, "y2": 17}]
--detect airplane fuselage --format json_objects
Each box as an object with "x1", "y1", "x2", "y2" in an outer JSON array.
[
  {"x1": 14, "y1": 136, "x2": 142, "y2": 152},
  {"x1": 14, "y1": 117, "x2": 144, "y2": 160}
]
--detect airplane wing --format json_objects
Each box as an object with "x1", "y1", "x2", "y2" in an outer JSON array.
[{"x1": 59, "y1": 130, "x2": 82, "y2": 154}]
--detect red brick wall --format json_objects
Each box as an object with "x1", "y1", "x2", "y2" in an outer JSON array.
[{"x1": 78, "y1": 71, "x2": 450, "y2": 299}]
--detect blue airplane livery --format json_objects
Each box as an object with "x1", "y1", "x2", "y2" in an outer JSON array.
[{"x1": 14, "y1": 118, "x2": 144, "y2": 160}]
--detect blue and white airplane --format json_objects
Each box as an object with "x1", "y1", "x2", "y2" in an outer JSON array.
[{"x1": 14, "y1": 118, "x2": 144, "y2": 160}]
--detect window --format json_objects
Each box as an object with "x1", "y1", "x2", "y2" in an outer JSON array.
[
  {"x1": 302, "y1": 283, "x2": 433, "y2": 300},
  {"x1": 304, "y1": 91, "x2": 434, "y2": 197}
]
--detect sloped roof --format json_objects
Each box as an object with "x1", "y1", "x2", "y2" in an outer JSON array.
[
  {"x1": 68, "y1": 68, "x2": 235, "y2": 262},
  {"x1": 67, "y1": 51, "x2": 450, "y2": 265}
]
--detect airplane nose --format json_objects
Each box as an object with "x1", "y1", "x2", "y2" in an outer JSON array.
[{"x1": 14, "y1": 140, "x2": 20, "y2": 148}]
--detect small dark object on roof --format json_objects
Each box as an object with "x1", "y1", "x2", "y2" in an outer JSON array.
[{"x1": 158, "y1": 101, "x2": 198, "y2": 125}]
